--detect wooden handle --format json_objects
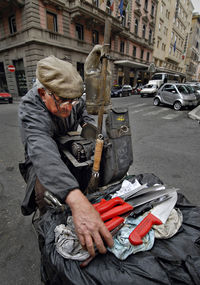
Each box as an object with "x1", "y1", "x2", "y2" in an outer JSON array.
[{"x1": 93, "y1": 138, "x2": 104, "y2": 172}]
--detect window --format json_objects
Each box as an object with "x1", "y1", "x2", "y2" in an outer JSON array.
[
  {"x1": 135, "y1": 19, "x2": 138, "y2": 35},
  {"x1": 140, "y1": 49, "x2": 144, "y2": 59},
  {"x1": 196, "y1": 42, "x2": 199, "y2": 49},
  {"x1": 133, "y1": 46, "x2": 137, "y2": 57},
  {"x1": 76, "y1": 24, "x2": 84, "y2": 40},
  {"x1": 77, "y1": 62, "x2": 84, "y2": 80},
  {"x1": 144, "y1": 0, "x2": 148, "y2": 10},
  {"x1": 163, "y1": 84, "x2": 174, "y2": 92},
  {"x1": 92, "y1": 30, "x2": 99, "y2": 44},
  {"x1": 47, "y1": 11, "x2": 58, "y2": 32},
  {"x1": 93, "y1": 0, "x2": 99, "y2": 7},
  {"x1": 149, "y1": 29, "x2": 152, "y2": 42},
  {"x1": 9, "y1": 15, "x2": 17, "y2": 34},
  {"x1": 120, "y1": 41, "x2": 125, "y2": 53},
  {"x1": 151, "y1": 4, "x2": 155, "y2": 16},
  {"x1": 142, "y1": 24, "x2": 146, "y2": 38},
  {"x1": 146, "y1": 52, "x2": 150, "y2": 62}
]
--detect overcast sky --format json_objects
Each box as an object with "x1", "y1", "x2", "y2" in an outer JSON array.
[{"x1": 191, "y1": 0, "x2": 200, "y2": 13}]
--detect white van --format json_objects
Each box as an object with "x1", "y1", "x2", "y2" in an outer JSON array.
[{"x1": 148, "y1": 73, "x2": 180, "y2": 88}]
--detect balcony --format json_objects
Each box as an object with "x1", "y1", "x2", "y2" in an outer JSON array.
[
  {"x1": 42, "y1": 0, "x2": 66, "y2": 8},
  {"x1": 165, "y1": 54, "x2": 180, "y2": 64},
  {"x1": 0, "y1": 0, "x2": 25, "y2": 11},
  {"x1": 134, "y1": 9, "x2": 142, "y2": 17},
  {"x1": 69, "y1": 0, "x2": 123, "y2": 34}
]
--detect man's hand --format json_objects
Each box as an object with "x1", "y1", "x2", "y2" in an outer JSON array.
[{"x1": 66, "y1": 189, "x2": 113, "y2": 257}]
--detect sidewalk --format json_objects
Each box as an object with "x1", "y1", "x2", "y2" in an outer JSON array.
[{"x1": 188, "y1": 105, "x2": 200, "y2": 122}]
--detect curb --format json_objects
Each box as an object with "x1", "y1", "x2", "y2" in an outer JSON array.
[{"x1": 188, "y1": 105, "x2": 200, "y2": 122}]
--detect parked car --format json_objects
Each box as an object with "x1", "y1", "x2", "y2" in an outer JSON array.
[
  {"x1": 153, "y1": 83, "x2": 198, "y2": 111},
  {"x1": 111, "y1": 85, "x2": 132, "y2": 97},
  {"x1": 140, "y1": 84, "x2": 159, "y2": 97},
  {"x1": 185, "y1": 84, "x2": 200, "y2": 105},
  {"x1": 0, "y1": 89, "x2": 13, "y2": 104}
]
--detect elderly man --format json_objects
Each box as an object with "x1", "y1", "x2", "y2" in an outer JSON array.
[{"x1": 18, "y1": 55, "x2": 113, "y2": 257}]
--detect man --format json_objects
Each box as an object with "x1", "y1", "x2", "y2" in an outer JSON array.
[{"x1": 18, "y1": 55, "x2": 113, "y2": 257}]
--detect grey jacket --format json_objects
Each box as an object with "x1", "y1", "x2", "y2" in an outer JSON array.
[{"x1": 18, "y1": 87, "x2": 94, "y2": 215}]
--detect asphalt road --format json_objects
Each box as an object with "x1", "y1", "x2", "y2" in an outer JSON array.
[
  {"x1": 0, "y1": 97, "x2": 199, "y2": 284},
  {"x1": 112, "y1": 94, "x2": 200, "y2": 205}
]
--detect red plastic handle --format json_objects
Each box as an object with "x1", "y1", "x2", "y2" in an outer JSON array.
[
  {"x1": 129, "y1": 213, "x2": 162, "y2": 245},
  {"x1": 105, "y1": 216, "x2": 125, "y2": 231},
  {"x1": 93, "y1": 199, "x2": 107, "y2": 210},
  {"x1": 93, "y1": 197, "x2": 125, "y2": 214},
  {"x1": 101, "y1": 203, "x2": 133, "y2": 221}
]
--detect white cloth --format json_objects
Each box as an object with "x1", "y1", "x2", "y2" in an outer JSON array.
[{"x1": 54, "y1": 216, "x2": 90, "y2": 261}]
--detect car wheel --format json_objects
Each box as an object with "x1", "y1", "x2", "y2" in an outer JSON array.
[
  {"x1": 9, "y1": 99, "x2": 13, "y2": 104},
  {"x1": 141, "y1": 94, "x2": 143, "y2": 98},
  {"x1": 173, "y1": 101, "x2": 182, "y2": 111},
  {"x1": 153, "y1": 98, "x2": 160, "y2": 106},
  {"x1": 119, "y1": 92, "x2": 122, "y2": 97}
]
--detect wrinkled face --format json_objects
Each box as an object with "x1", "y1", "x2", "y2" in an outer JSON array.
[{"x1": 38, "y1": 88, "x2": 79, "y2": 118}]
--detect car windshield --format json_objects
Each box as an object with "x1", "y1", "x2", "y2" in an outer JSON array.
[
  {"x1": 145, "y1": 84, "x2": 157, "y2": 88},
  {"x1": 123, "y1": 86, "x2": 132, "y2": 90},
  {"x1": 112, "y1": 86, "x2": 121, "y2": 90},
  {"x1": 176, "y1": 85, "x2": 190, "y2": 94},
  {"x1": 151, "y1": 74, "x2": 163, "y2": 80},
  {"x1": 184, "y1": 85, "x2": 195, "y2": 94}
]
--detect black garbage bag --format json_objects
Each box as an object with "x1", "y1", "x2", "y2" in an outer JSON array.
[{"x1": 37, "y1": 174, "x2": 200, "y2": 285}]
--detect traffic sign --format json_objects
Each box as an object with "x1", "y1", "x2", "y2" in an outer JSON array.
[{"x1": 8, "y1": 65, "x2": 15, "y2": 72}]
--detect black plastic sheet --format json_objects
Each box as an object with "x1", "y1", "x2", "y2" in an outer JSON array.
[{"x1": 37, "y1": 174, "x2": 200, "y2": 285}]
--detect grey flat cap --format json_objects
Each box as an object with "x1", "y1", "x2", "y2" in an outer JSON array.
[{"x1": 36, "y1": 55, "x2": 83, "y2": 99}]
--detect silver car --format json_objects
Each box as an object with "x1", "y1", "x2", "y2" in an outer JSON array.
[{"x1": 153, "y1": 83, "x2": 198, "y2": 111}]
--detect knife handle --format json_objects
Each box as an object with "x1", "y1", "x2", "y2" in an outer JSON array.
[
  {"x1": 101, "y1": 203, "x2": 133, "y2": 221},
  {"x1": 129, "y1": 213, "x2": 162, "y2": 245},
  {"x1": 105, "y1": 216, "x2": 125, "y2": 231},
  {"x1": 94, "y1": 197, "x2": 125, "y2": 214},
  {"x1": 130, "y1": 203, "x2": 153, "y2": 218}
]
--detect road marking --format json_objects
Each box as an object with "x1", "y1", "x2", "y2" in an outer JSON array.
[
  {"x1": 130, "y1": 107, "x2": 150, "y2": 114},
  {"x1": 143, "y1": 108, "x2": 168, "y2": 116},
  {"x1": 133, "y1": 103, "x2": 147, "y2": 108},
  {"x1": 162, "y1": 113, "x2": 180, "y2": 120}
]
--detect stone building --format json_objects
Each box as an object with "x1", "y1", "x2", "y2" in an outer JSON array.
[
  {"x1": 185, "y1": 12, "x2": 200, "y2": 81},
  {"x1": 153, "y1": 0, "x2": 194, "y2": 81},
  {"x1": 0, "y1": 0, "x2": 158, "y2": 99}
]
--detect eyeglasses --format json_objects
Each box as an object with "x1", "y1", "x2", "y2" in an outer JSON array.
[{"x1": 46, "y1": 90, "x2": 79, "y2": 110}]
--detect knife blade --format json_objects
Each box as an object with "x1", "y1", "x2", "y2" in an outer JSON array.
[
  {"x1": 125, "y1": 186, "x2": 178, "y2": 200},
  {"x1": 129, "y1": 194, "x2": 171, "y2": 218},
  {"x1": 129, "y1": 191, "x2": 178, "y2": 245},
  {"x1": 126, "y1": 188, "x2": 178, "y2": 208}
]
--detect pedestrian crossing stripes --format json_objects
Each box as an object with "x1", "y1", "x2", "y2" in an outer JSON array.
[{"x1": 129, "y1": 103, "x2": 182, "y2": 120}]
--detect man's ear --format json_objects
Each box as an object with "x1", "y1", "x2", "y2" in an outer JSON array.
[{"x1": 38, "y1": 88, "x2": 46, "y2": 102}]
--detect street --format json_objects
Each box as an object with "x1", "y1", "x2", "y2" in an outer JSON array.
[{"x1": 0, "y1": 96, "x2": 200, "y2": 285}]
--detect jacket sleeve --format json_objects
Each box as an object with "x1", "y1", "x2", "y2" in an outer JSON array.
[
  {"x1": 76, "y1": 97, "x2": 95, "y2": 127},
  {"x1": 18, "y1": 93, "x2": 80, "y2": 202}
]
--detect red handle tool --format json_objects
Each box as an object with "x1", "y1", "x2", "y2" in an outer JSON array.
[
  {"x1": 129, "y1": 213, "x2": 162, "y2": 245},
  {"x1": 93, "y1": 197, "x2": 125, "y2": 214},
  {"x1": 100, "y1": 203, "x2": 133, "y2": 221}
]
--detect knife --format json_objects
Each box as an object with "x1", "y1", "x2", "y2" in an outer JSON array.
[
  {"x1": 129, "y1": 191, "x2": 178, "y2": 245},
  {"x1": 129, "y1": 194, "x2": 171, "y2": 218}
]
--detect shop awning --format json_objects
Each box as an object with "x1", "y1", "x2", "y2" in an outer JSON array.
[{"x1": 114, "y1": 60, "x2": 149, "y2": 70}]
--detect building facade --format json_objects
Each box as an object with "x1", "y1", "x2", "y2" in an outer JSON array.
[
  {"x1": 0, "y1": 0, "x2": 158, "y2": 98},
  {"x1": 185, "y1": 12, "x2": 200, "y2": 81},
  {"x1": 153, "y1": 0, "x2": 194, "y2": 81}
]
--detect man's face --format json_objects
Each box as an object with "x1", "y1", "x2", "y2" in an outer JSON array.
[{"x1": 38, "y1": 88, "x2": 79, "y2": 118}]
